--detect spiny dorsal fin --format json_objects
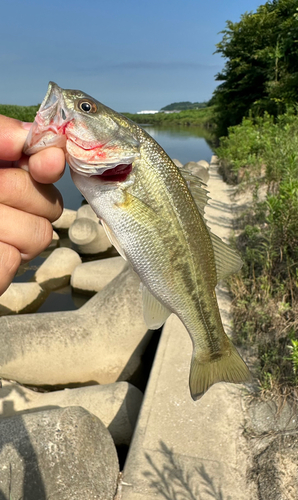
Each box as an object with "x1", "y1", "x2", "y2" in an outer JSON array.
[
  {"x1": 180, "y1": 168, "x2": 243, "y2": 281},
  {"x1": 142, "y1": 284, "x2": 172, "y2": 329}
]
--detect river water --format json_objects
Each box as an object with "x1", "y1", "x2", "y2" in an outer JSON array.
[{"x1": 11, "y1": 126, "x2": 214, "y2": 313}]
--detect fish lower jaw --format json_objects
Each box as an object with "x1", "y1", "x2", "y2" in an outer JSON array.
[
  {"x1": 67, "y1": 155, "x2": 133, "y2": 182},
  {"x1": 24, "y1": 132, "x2": 66, "y2": 155}
]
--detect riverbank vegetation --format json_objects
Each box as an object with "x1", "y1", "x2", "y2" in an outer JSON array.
[
  {"x1": 160, "y1": 101, "x2": 208, "y2": 111},
  {"x1": 124, "y1": 106, "x2": 215, "y2": 129},
  {"x1": 214, "y1": 0, "x2": 298, "y2": 398},
  {"x1": 218, "y1": 112, "x2": 298, "y2": 396},
  {"x1": 0, "y1": 104, "x2": 39, "y2": 122},
  {"x1": 0, "y1": 102, "x2": 215, "y2": 131}
]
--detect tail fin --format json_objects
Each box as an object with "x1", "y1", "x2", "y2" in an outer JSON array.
[{"x1": 189, "y1": 341, "x2": 251, "y2": 401}]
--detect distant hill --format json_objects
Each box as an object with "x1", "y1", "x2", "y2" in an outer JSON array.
[{"x1": 160, "y1": 101, "x2": 207, "y2": 111}]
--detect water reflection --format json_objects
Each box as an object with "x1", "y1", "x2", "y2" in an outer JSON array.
[{"x1": 143, "y1": 125, "x2": 214, "y2": 165}]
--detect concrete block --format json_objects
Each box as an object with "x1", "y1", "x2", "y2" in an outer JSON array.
[
  {"x1": 210, "y1": 155, "x2": 219, "y2": 165},
  {"x1": 0, "y1": 406, "x2": 119, "y2": 499},
  {"x1": 69, "y1": 218, "x2": 112, "y2": 254},
  {"x1": 71, "y1": 256, "x2": 126, "y2": 293},
  {"x1": 35, "y1": 247, "x2": 81, "y2": 288},
  {"x1": 0, "y1": 267, "x2": 151, "y2": 387},
  {"x1": 52, "y1": 208, "x2": 77, "y2": 230},
  {"x1": 0, "y1": 380, "x2": 143, "y2": 446},
  {"x1": 197, "y1": 159, "x2": 210, "y2": 170},
  {"x1": 76, "y1": 203, "x2": 99, "y2": 222},
  {"x1": 183, "y1": 161, "x2": 209, "y2": 184},
  {"x1": 0, "y1": 282, "x2": 45, "y2": 314}
]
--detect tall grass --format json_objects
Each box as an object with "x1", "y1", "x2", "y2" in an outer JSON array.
[{"x1": 217, "y1": 112, "x2": 298, "y2": 396}]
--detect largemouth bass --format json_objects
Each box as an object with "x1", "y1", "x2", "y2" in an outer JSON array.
[{"x1": 24, "y1": 82, "x2": 250, "y2": 400}]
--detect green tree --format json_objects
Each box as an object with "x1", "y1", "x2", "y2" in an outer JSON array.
[{"x1": 212, "y1": 0, "x2": 298, "y2": 136}]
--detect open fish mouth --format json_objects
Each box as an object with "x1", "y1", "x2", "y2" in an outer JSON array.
[
  {"x1": 67, "y1": 153, "x2": 135, "y2": 182},
  {"x1": 94, "y1": 163, "x2": 133, "y2": 182}
]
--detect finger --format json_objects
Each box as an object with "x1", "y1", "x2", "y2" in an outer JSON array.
[
  {"x1": 0, "y1": 115, "x2": 66, "y2": 183},
  {"x1": 0, "y1": 242, "x2": 22, "y2": 296},
  {"x1": 0, "y1": 115, "x2": 28, "y2": 161},
  {"x1": 0, "y1": 168, "x2": 63, "y2": 222},
  {"x1": 0, "y1": 204, "x2": 53, "y2": 261},
  {"x1": 27, "y1": 147, "x2": 66, "y2": 184}
]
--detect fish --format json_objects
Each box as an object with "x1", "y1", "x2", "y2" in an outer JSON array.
[{"x1": 23, "y1": 82, "x2": 251, "y2": 400}]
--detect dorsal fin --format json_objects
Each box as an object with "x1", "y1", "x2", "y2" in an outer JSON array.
[
  {"x1": 180, "y1": 168, "x2": 243, "y2": 281},
  {"x1": 210, "y1": 233, "x2": 243, "y2": 281},
  {"x1": 180, "y1": 168, "x2": 209, "y2": 217}
]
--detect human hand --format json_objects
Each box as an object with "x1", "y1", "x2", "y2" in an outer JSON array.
[{"x1": 0, "y1": 115, "x2": 65, "y2": 296}]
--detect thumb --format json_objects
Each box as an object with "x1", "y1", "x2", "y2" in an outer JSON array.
[{"x1": 0, "y1": 115, "x2": 30, "y2": 161}]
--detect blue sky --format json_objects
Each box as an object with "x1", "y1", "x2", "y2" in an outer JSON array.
[{"x1": 1, "y1": 0, "x2": 263, "y2": 112}]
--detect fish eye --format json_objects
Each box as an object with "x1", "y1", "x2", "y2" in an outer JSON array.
[{"x1": 77, "y1": 99, "x2": 97, "y2": 113}]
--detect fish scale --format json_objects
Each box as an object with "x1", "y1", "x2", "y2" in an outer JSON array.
[{"x1": 23, "y1": 82, "x2": 251, "y2": 400}]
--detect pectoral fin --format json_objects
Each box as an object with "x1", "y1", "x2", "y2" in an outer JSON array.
[
  {"x1": 142, "y1": 285, "x2": 171, "y2": 329},
  {"x1": 117, "y1": 191, "x2": 163, "y2": 227},
  {"x1": 101, "y1": 219, "x2": 127, "y2": 260}
]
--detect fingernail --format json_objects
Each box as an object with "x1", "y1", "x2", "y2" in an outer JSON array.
[{"x1": 21, "y1": 122, "x2": 33, "y2": 131}]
